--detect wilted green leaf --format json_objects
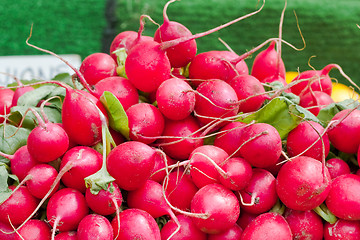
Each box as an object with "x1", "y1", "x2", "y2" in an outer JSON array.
[
  {"x1": 0, "y1": 164, "x2": 18, "y2": 204},
  {"x1": 0, "y1": 124, "x2": 30, "y2": 155},
  {"x1": 317, "y1": 99, "x2": 360, "y2": 125},
  {"x1": 17, "y1": 84, "x2": 65, "y2": 107}
]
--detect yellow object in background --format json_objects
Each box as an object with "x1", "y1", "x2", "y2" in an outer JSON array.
[
  {"x1": 285, "y1": 71, "x2": 298, "y2": 84},
  {"x1": 331, "y1": 82, "x2": 360, "y2": 102}
]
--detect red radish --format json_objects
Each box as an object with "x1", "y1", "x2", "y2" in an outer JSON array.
[
  {"x1": 126, "y1": 103, "x2": 165, "y2": 144},
  {"x1": 189, "y1": 145, "x2": 229, "y2": 189},
  {"x1": 286, "y1": 120, "x2": 330, "y2": 161},
  {"x1": 290, "y1": 64, "x2": 334, "y2": 96},
  {"x1": 59, "y1": 146, "x2": 103, "y2": 193},
  {"x1": 165, "y1": 169, "x2": 199, "y2": 212},
  {"x1": 0, "y1": 186, "x2": 39, "y2": 227},
  {"x1": 149, "y1": 151, "x2": 177, "y2": 183},
  {"x1": 238, "y1": 123, "x2": 282, "y2": 168},
  {"x1": 326, "y1": 158, "x2": 351, "y2": 179},
  {"x1": 77, "y1": 214, "x2": 113, "y2": 240},
  {"x1": 54, "y1": 231, "x2": 77, "y2": 240},
  {"x1": 111, "y1": 208, "x2": 161, "y2": 240},
  {"x1": 207, "y1": 223, "x2": 243, "y2": 240},
  {"x1": 47, "y1": 188, "x2": 89, "y2": 234},
  {"x1": 85, "y1": 182, "x2": 122, "y2": 216},
  {"x1": 0, "y1": 221, "x2": 16, "y2": 240},
  {"x1": 156, "y1": 115, "x2": 204, "y2": 160},
  {"x1": 264, "y1": 155, "x2": 285, "y2": 177},
  {"x1": 238, "y1": 168, "x2": 277, "y2": 214},
  {"x1": 160, "y1": 214, "x2": 207, "y2": 240},
  {"x1": 10, "y1": 76, "x2": 34, "y2": 107},
  {"x1": 194, "y1": 79, "x2": 239, "y2": 127},
  {"x1": 27, "y1": 109, "x2": 69, "y2": 163},
  {"x1": 276, "y1": 156, "x2": 331, "y2": 211},
  {"x1": 106, "y1": 141, "x2": 156, "y2": 191},
  {"x1": 299, "y1": 91, "x2": 334, "y2": 116},
  {"x1": 219, "y1": 157, "x2": 253, "y2": 191},
  {"x1": 154, "y1": 0, "x2": 197, "y2": 68},
  {"x1": 325, "y1": 174, "x2": 360, "y2": 220},
  {"x1": 324, "y1": 219, "x2": 360, "y2": 240},
  {"x1": 13, "y1": 219, "x2": 51, "y2": 240},
  {"x1": 79, "y1": 52, "x2": 117, "y2": 86},
  {"x1": 228, "y1": 74, "x2": 268, "y2": 113},
  {"x1": 237, "y1": 211, "x2": 258, "y2": 231},
  {"x1": 0, "y1": 87, "x2": 14, "y2": 120},
  {"x1": 93, "y1": 76, "x2": 139, "y2": 111},
  {"x1": 190, "y1": 183, "x2": 240, "y2": 234},
  {"x1": 188, "y1": 51, "x2": 248, "y2": 85},
  {"x1": 109, "y1": 127, "x2": 125, "y2": 145},
  {"x1": 213, "y1": 122, "x2": 246, "y2": 157},
  {"x1": 283, "y1": 208, "x2": 324, "y2": 240},
  {"x1": 240, "y1": 212, "x2": 292, "y2": 240},
  {"x1": 327, "y1": 109, "x2": 360, "y2": 154},
  {"x1": 156, "y1": 78, "x2": 196, "y2": 120},
  {"x1": 251, "y1": 41, "x2": 286, "y2": 82}
]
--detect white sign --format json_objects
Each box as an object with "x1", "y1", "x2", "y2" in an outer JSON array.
[{"x1": 0, "y1": 54, "x2": 82, "y2": 86}]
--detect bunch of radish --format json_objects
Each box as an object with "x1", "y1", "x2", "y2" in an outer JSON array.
[{"x1": 1, "y1": 0, "x2": 360, "y2": 239}]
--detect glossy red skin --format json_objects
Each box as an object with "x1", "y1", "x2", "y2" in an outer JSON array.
[
  {"x1": 77, "y1": 214, "x2": 114, "y2": 240},
  {"x1": 324, "y1": 218, "x2": 360, "y2": 240},
  {"x1": 299, "y1": 91, "x2": 334, "y2": 116},
  {"x1": 106, "y1": 141, "x2": 156, "y2": 191},
  {"x1": 126, "y1": 103, "x2": 165, "y2": 144},
  {"x1": 208, "y1": 223, "x2": 243, "y2": 240},
  {"x1": 13, "y1": 220, "x2": 51, "y2": 240},
  {"x1": 189, "y1": 145, "x2": 229, "y2": 189},
  {"x1": 238, "y1": 168, "x2": 277, "y2": 214},
  {"x1": 0, "y1": 88, "x2": 14, "y2": 117},
  {"x1": 160, "y1": 214, "x2": 207, "y2": 240},
  {"x1": 251, "y1": 41, "x2": 286, "y2": 82},
  {"x1": 276, "y1": 156, "x2": 331, "y2": 211},
  {"x1": 27, "y1": 122, "x2": 69, "y2": 163},
  {"x1": 219, "y1": 157, "x2": 253, "y2": 191},
  {"x1": 60, "y1": 146, "x2": 102, "y2": 193},
  {"x1": 94, "y1": 76, "x2": 139, "y2": 111},
  {"x1": 213, "y1": 122, "x2": 246, "y2": 157},
  {"x1": 290, "y1": 69, "x2": 332, "y2": 96},
  {"x1": 10, "y1": 145, "x2": 39, "y2": 182},
  {"x1": 149, "y1": 151, "x2": 177, "y2": 183},
  {"x1": 54, "y1": 231, "x2": 77, "y2": 240},
  {"x1": 47, "y1": 188, "x2": 89, "y2": 232},
  {"x1": 286, "y1": 120, "x2": 330, "y2": 161},
  {"x1": 241, "y1": 212, "x2": 292, "y2": 240},
  {"x1": 0, "y1": 186, "x2": 39, "y2": 227},
  {"x1": 11, "y1": 85, "x2": 34, "y2": 106},
  {"x1": 111, "y1": 208, "x2": 161, "y2": 240},
  {"x1": 0, "y1": 221, "x2": 16, "y2": 240},
  {"x1": 326, "y1": 158, "x2": 351, "y2": 179},
  {"x1": 327, "y1": 109, "x2": 360, "y2": 154},
  {"x1": 191, "y1": 183, "x2": 240, "y2": 234},
  {"x1": 26, "y1": 164, "x2": 59, "y2": 199},
  {"x1": 237, "y1": 211, "x2": 259, "y2": 230},
  {"x1": 157, "y1": 115, "x2": 204, "y2": 160},
  {"x1": 79, "y1": 52, "x2": 117, "y2": 86},
  {"x1": 326, "y1": 174, "x2": 360, "y2": 220},
  {"x1": 283, "y1": 208, "x2": 324, "y2": 240}
]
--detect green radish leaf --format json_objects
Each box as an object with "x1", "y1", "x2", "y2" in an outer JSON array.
[
  {"x1": 317, "y1": 99, "x2": 360, "y2": 125},
  {"x1": 84, "y1": 167, "x2": 115, "y2": 195},
  {"x1": 0, "y1": 163, "x2": 18, "y2": 204},
  {"x1": 238, "y1": 97, "x2": 319, "y2": 139},
  {"x1": 0, "y1": 124, "x2": 30, "y2": 156},
  {"x1": 17, "y1": 84, "x2": 65, "y2": 107},
  {"x1": 100, "y1": 91, "x2": 130, "y2": 140}
]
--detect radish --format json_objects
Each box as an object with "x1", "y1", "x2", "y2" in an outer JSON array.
[
  {"x1": 59, "y1": 146, "x2": 103, "y2": 193},
  {"x1": 156, "y1": 115, "x2": 204, "y2": 160},
  {"x1": 238, "y1": 122, "x2": 282, "y2": 168},
  {"x1": 299, "y1": 90, "x2": 334, "y2": 116},
  {"x1": 79, "y1": 52, "x2": 117, "y2": 86},
  {"x1": 213, "y1": 121, "x2": 246, "y2": 157},
  {"x1": 286, "y1": 120, "x2": 330, "y2": 161},
  {"x1": 237, "y1": 211, "x2": 258, "y2": 231},
  {"x1": 0, "y1": 87, "x2": 14, "y2": 120},
  {"x1": 276, "y1": 156, "x2": 331, "y2": 211},
  {"x1": 207, "y1": 223, "x2": 243, "y2": 240},
  {"x1": 238, "y1": 168, "x2": 277, "y2": 214},
  {"x1": 106, "y1": 141, "x2": 156, "y2": 191},
  {"x1": 85, "y1": 182, "x2": 122, "y2": 216},
  {"x1": 0, "y1": 185, "x2": 39, "y2": 227},
  {"x1": 77, "y1": 214, "x2": 113, "y2": 240},
  {"x1": 47, "y1": 188, "x2": 89, "y2": 235},
  {"x1": 194, "y1": 79, "x2": 239, "y2": 127},
  {"x1": 110, "y1": 208, "x2": 161, "y2": 240},
  {"x1": 54, "y1": 231, "x2": 77, "y2": 240},
  {"x1": 149, "y1": 151, "x2": 177, "y2": 183},
  {"x1": 325, "y1": 158, "x2": 351, "y2": 179},
  {"x1": 325, "y1": 174, "x2": 360, "y2": 220},
  {"x1": 9, "y1": 75, "x2": 34, "y2": 107},
  {"x1": 160, "y1": 214, "x2": 207, "y2": 240},
  {"x1": 156, "y1": 78, "x2": 196, "y2": 120},
  {"x1": 26, "y1": 108, "x2": 69, "y2": 163},
  {"x1": 126, "y1": 102, "x2": 165, "y2": 144},
  {"x1": 190, "y1": 183, "x2": 240, "y2": 234},
  {"x1": 219, "y1": 157, "x2": 253, "y2": 191},
  {"x1": 153, "y1": 0, "x2": 197, "y2": 68},
  {"x1": 327, "y1": 109, "x2": 360, "y2": 154},
  {"x1": 0, "y1": 221, "x2": 16, "y2": 240},
  {"x1": 227, "y1": 74, "x2": 268, "y2": 113},
  {"x1": 240, "y1": 212, "x2": 292, "y2": 240},
  {"x1": 283, "y1": 208, "x2": 324, "y2": 240},
  {"x1": 93, "y1": 76, "x2": 139, "y2": 111},
  {"x1": 324, "y1": 218, "x2": 360, "y2": 240},
  {"x1": 13, "y1": 219, "x2": 51, "y2": 240}
]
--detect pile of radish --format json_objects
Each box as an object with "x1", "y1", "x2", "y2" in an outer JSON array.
[{"x1": 2, "y1": 0, "x2": 360, "y2": 239}]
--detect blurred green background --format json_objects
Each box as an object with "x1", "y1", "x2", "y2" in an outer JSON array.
[{"x1": 1, "y1": 0, "x2": 360, "y2": 85}]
